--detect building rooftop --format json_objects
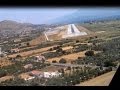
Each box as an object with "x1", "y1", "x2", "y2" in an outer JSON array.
[{"x1": 29, "y1": 70, "x2": 43, "y2": 76}]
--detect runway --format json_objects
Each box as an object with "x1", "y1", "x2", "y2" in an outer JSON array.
[{"x1": 62, "y1": 24, "x2": 87, "y2": 38}]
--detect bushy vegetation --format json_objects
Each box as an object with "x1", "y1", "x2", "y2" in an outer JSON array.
[
  {"x1": 44, "y1": 66, "x2": 112, "y2": 86},
  {"x1": 59, "y1": 58, "x2": 67, "y2": 64},
  {"x1": 73, "y1": 44, "x2": 89, "y2": 53},
  {"x1": 52, "y1": 60, "x2": 57, "y2": 63},
  {"x1": 75, "y1": 37, "x2": 120, "y2": 67},
  {"x1": 85, "y1": 50, "x2": 94, "y2": 56},
  {"x1": 42, "y1": 44, "x2": 90, "y2": 59},
  {"x1": 0, "y1": 65, "x2": 112, "y2": 86}
]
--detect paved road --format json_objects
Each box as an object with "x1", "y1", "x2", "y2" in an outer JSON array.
[{"x1": 50, "y1": 63, "x2": 100, "y2": 68}]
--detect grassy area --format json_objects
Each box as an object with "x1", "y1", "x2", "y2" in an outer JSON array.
[{"x1": 80, "y1": 20, "x2": 120, "y2": 40}]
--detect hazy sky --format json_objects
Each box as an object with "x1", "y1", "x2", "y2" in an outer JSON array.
[
  {"x1": 0, "y1": 7, "x2": 120, "y2": 24},
  {"x1": 0, "y1": 8, "x2": 78, "y2": 24}
]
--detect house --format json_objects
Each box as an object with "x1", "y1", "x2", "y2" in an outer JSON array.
[
  {"x1": 28, "y1": 70, "x2": 62, "y2": 79},
  {"x1": 10, "y1": 48, "x2": 19, "y2": 53},
  {"x1": 29, "y1": 70, "x2": 44, "y2": 78},
  {"x1": 23, "y1": 64, "x2": 33, "y2": 69},
  {"x1": 34, "y1": 55, "x2": 46, "y2": 63},
  {"x1": 13, "y1": 39, "x2": 21, "y2": 43}
]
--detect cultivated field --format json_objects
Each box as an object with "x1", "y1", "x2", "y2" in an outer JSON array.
[
  {"x1": 47, "y1": 51, "x2": 101, "y2": 63},
  {"x1": 7, "y1": 45, "x2": 55, "y2": 58}
]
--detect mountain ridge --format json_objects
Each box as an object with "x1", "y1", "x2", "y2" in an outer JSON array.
[{"x1": 47, "y1": 9, "x2": 120, "y2": 24}]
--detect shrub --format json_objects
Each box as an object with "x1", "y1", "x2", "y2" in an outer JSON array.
[
  {"x1": 104, "y1": 61, "x2": 116, "y2": 67},
  {"x1": 52, "y1": 60, "x2": 57, "y2": 63},
  {"x1": 0, "y1": 71, "x2": 7, "y2": 78},
  {"x1": 16, "y1": 55, "x2": 22, "y2": 58},
  {"x1": 8, "y1": 57, "x2": 13, "y2": 60},
  {"x1": 56, "y1": 48, "x2": 63, "y2": 53},
  {"x1": 95, "y1": 36, "x2": 98, "y2": 38},
  {"x1": 78, "y1": 57, "x2": 82, "y2": 59},
  {"x1": 67, "y1": 66, "x2": 71, "y2": 70},
  {"x1": 85, "y1": 50, "x2": 94, "y2": 56},
  {"x1": 49, "y1": 48, "x2": 53, "y2": 51},
  {"x1": 62, "y1": 51, "x2": 66, "y2": 54},
  {"x1": 76, "y1": 40, "x2": 79, "y2": 43},
  {"x1": 59, "y1": 58, "x2": 67, "y2": 64},
  {"x1": 26, "y1": 42, "x2": 30, "y2": 46}
]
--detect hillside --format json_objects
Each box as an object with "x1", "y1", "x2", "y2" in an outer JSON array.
[
  {"x1": 0, "y1": 20, "x2": 50, "y2": 35},
  {"x1": 0, "y1": 20, "x2": 33, "y2": 31}
]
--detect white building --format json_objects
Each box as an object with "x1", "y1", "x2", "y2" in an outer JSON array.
[
  {"x1": 10, "y1": 48, "x2": 19, "y2": 53},
  {"x1": 34, "y1": 55, "x2": 46, "y2": 63},
  {"x1": 44, "y1": 71, "x2": 62, "y2": 78},
  {"x1": 29, "y1": 70, "x2": 62, "y2": 79}
]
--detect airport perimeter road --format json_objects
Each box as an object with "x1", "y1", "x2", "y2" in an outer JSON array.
[{"x1": 50, "y1": 63, "x2": 100, "y2": 68}]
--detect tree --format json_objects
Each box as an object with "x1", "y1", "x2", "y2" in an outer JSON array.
[
  {"x1": 56, "y1": 48, "x2": 63, "y2": 53},
  {"x1": 67, "y1": 66, "x2": 71, "y2": 70},
  {"x1": 18, "y1": 43, "x2": 21, "y2": 46},
  {"x1": 16, "y1": 54, "x2": 22, "y2": 58},
  {"x1": 95, "y1": 36, "x2": 98, "y2": 38},
  {"x1": 62, "y1": 51, "x2": 66, "y2": 54},
  {"x1": 0, "y1": 70, "x2": 7, "y2": 78},
  {"x1": 104, "y1": 61, "x2": 116, "y2": 67},
  {"x1": 76, "y1": 40, "x2": 79, "y2": 43},
  {"x1": 9, "y1": 57, "x2": 13, "y2": 61},
  {"x1": 92, "y1": 42, "x2": 96, "y2": 46},
  {"x1": 85, "y1": 50, "x2": 94, "y2": 56},
  {"x1": 52, "y1": 60, "x2": 57, "y2": 63},
  {"x1": 78, "y1": 57, "x2": 82, "y2": 59},
  {"x1": 59, "y1": 58, "x2": 67, "y2": 64},
  {"x1": 26, "y1": 42, "x2": 30, "y2": 46},
  {"x1": 49, "y1": 48, "x2": 53, "y2": 51}
]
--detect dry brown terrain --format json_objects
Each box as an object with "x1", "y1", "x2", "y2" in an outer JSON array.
[
  {"x1": 0, "y1": 75, "x2": 14, "y2": 83},
  {"x1": 0, "y1": 58, "x2": 13, "y2": 67},
  {"x1": 18, "y1": 73, "x2": 33, "y2": 80},
  {"x1": 19, "y1": 46, "x2": 37, "y2": 51},
  {"x1": 47, "y1": 51, "x2": 100, "y2": 63},
  {"x1": 7, "y1": 45, "x2": 55, "y2": 58},
  {"x1": 29, "y1": 34, "x2": 46, "y2": 46},
  {"x1": 7, "y1": 45, "x2": 73, "y2": 58},
  {"x1": 76, "y1": 71, "x2": 116, "y2": 86}
]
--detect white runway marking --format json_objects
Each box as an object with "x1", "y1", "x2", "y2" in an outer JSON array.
[{"x1": 62, "y1": 24, "x2": 87, "y2": 38}]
